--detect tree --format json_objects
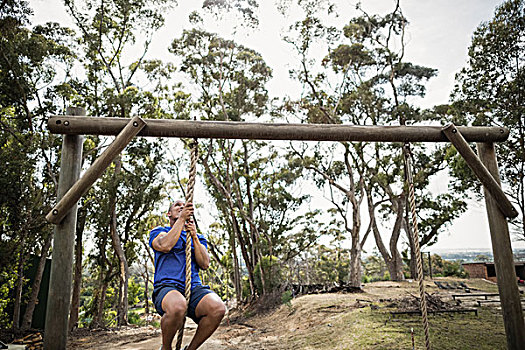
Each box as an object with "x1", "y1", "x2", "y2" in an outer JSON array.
[
  {"x1": 0, "y1": 0, "x2": 77, "y2": 330},
  {"x1": 171, "y1": 28, "x2": 320, "y2": 300},
  {"x1": 451, "y1": 0, "x2": 525, "y2": 240},
  {"x1": 63, "y1": 0, "x2": 175, "y2": 327},
  {"x1": 285, "y1": 0, "x2": 467, "y2": 282}
]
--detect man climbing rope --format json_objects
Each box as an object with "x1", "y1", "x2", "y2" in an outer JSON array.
[{"x1": 150, "y1": 200, "x2": 226, "y2": 350}]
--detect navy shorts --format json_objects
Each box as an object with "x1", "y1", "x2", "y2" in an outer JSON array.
[{"x1": 152, "y1": 284, "x2": 214, "y2": 323}]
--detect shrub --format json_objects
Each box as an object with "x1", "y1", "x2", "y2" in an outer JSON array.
[
  {"x1": 281, "y1": 290, "x2": 293, "y2": 307},
  {"x1": 128, "y1": 311, "x2": 145, "y2": 326},
  {"x1": 254, "y1": 256, "x2": 282, "y2": 295},
  {"x1": 443, "y1": 260, "x2": 468, "y2": 278}
]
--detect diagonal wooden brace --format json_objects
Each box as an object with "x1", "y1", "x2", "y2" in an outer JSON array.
[
  {"x1": 46, "y1": 116, "x2": 147, "y2": 224},
  {"x1": 442, "y1": 123, "x2": 518, "y2": 218}
]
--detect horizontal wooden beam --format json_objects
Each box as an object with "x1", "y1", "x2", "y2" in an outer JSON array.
[
  {"x1": 46, "y1": 116, "x2": 146, "y2": 224},
  {"x1": 48, "y1": 116, "x2": 510, "y2": 143},
  {"x1": 442, "y1": 123, "x2": 518, "y2": 218}
]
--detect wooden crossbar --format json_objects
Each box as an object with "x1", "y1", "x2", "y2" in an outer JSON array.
[{"x1": 47, "y1": 116, "x2": 509, "y2": 143}]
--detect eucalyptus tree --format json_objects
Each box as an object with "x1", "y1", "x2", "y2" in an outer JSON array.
[
  {"x1": 170, "y1": 29, "x2": 320, "y2": 300},
  {"x1": 84, "y1": 136, "x2": 169, "y2": 327},
  {"x1": 284, "y1": 0, "x2": 466, "y2": 283},
  {"x1": 63, "y1": 0, "x2": 175, "y2": 326},
  {"x1": 0, "y1": 0, "x2": 77, "y2": 330},
  {"x1": 450, "y1": 0, "x2": 525, "y2": 240},
  {"x1": 339, "y1": 2, "x2": 467, "y2": 279}
]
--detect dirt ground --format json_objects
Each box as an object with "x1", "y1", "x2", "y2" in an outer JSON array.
[{"x1": 63, "y1": 278, "x2": 519, "y2": 350}]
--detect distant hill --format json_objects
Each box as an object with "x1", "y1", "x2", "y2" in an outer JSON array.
[{"x1": 429, "y1": 248, "x2": 525, "y2": 262}]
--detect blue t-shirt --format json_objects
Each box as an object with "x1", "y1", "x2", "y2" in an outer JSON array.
[{"x1": 149, "y1": 226, "x2": 208, "y2": 290}]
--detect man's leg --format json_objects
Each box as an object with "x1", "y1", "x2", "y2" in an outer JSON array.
[
  {"x1": 161, "y1": 290, "x2": 187, "y2": 350},
  {"x1": 186, "y1": 293, "x2": 226, "y2": 350}
]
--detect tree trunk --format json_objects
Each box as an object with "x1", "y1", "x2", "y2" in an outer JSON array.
[
  {"x1": 89, "y1": 264, "x2": 114, "y2": 329},
  {"x1": 12, "y1": 235, "x2": 28, "y2": 333},
  {"x1": 90, "y1": 280, "x2": 109, "y2": 329},
  {"x1": 109, "y1": 157, "x2": 128, "y2": 327},
  {"x1": 386, "y1": 252, "x2": 405, "y2": 281},
  {"x1": 69, "y1": 206, "x2": 87, "y2": 331},
  {"x1": 349, "y1": 186, "x2": 363, "y2": 288},
  {"x1": 143, "y1": 263, "x2": 150, "y2": 315},
  {"x1": 231, "y1": 230, "x2": 242, "y2": 302},
  {"x1": 21, "y1": 233, "x2": 53, "y2": 331},
  {"x1": 240, "y1": 142, "x2": 266, "y2": 295},
  {"x1": 349, "y1": 239, "x2": 362, "y2": 288},
  {"x1": 369, "y1": 193, "x2": 405, "y2": 282},
  {"x1": 202, "y1": 149, "x2": 256, "y2": 299},
  {"x1": 232, "y1": 214, "x2": 256, "y2": 299}
]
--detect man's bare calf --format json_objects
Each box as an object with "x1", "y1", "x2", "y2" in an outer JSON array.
[{"x1": 161, "y1": 290, "x2": 226, "y2": 350}]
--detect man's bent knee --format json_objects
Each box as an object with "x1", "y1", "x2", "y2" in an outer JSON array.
[
  {"x1": 162, "y1": 292, "x2": 187, "y2": 320},
  {"x1": 209, "y1": 300, "x2": 226, "y2": 320},
  {"x1": 165, "y1": 301, "x2": 187, "y2": 319}
]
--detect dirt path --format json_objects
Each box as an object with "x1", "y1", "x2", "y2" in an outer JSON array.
[
  {"x1": 67, "y1": 279, "x2": 508, "y2": 350},
  {"x1": 68, "y1": 317, "x2": 280, "y2": 349},
  {"x1": 68, "y1": 281, "x2": 432, "y2": 350}
]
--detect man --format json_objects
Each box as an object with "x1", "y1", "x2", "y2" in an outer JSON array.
[{"x1": 149, "y1": 200, "x2": 226, "y2": 350}]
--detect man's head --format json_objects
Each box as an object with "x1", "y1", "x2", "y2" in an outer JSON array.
[{"x1": 167, "y1": 200, "x2": 184, "y2": 221}]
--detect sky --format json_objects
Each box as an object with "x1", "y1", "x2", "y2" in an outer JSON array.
[{"x1": 29, "y1": 0, "x2": 524, "y2": 253}]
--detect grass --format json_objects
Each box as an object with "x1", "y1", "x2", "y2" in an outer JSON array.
[{"x1": 280, "y1": 292, "x2": 507, "y2": 349}]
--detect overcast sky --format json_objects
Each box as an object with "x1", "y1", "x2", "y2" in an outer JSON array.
[{"x1": 30, "y1": 0, "x2": 523, "y2": 253}]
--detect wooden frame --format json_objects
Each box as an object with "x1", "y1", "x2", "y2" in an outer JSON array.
[
  {"x1": 48, "y1": 115, "x2": 509, "y2": 142},
  {"x1": 43, "y1": 111, "x2": 525, "y2": 350}
]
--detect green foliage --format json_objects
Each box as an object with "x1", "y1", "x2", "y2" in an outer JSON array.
[
  {"x1": 200, "y1": 0, "x2": 260, "y2": 28},
  {"x1": 127, "y1": 278, "x2": 143, "y2": 307},
  {"x1": 241, "y1": 276, "x2": 251, "y2": 299},
  {"x1": 0, "y1": 270, "x2": 15, "y2": 328},
  {"x1": 254, "y1": 256, "x2": 282, "y2": 294},
  {"x1": 442, "y1": 260, "x2": 468, "y2": 278},
  {"x1": 451, "y1": 0, "x2": 525, "y2": 238},
  {"x1": 418, "y1": 253, "x2": 468, "y2": 278},
  {"x1": 362, "y1": 253, "x2": 391, "y2": 282},
  {"x1": 200, "y1": 257, "x2": 232, "y2": 300},
  {"x1": 287, "y1": 244, "x2": 351, "y2": 286},
  {"x1": 474, "y1": 254, "x2": 491, "y2": 262},
  {"x1": 127, "y1": 310, "x2": 145, "y2": 326},
  {"x1": 313, "y1": 245, "x2": 350, "y2": 285},
  {"x1": 0, "y1": 0, "x2": 77, "y2": 329},
  {"x1": 281, "y1": 290, "x2": 293, "y2": 308},
  {"x1": 170, "y1": 28, "x2": 272, "y2": 121},
  {"x1": 105, "y1": 309, "x2": 117, "y2": 328}
]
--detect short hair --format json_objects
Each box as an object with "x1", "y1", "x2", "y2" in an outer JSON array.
[{"x1": 167, "y1": 200, "x2": 184, "y2": 212}]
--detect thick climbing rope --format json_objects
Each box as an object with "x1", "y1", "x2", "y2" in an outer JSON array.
[
  {"x1": 174, "y1": 139, "x2": 199, "y2": 350},
  {"x1": 403, "y1": 144, "x2": 432, "y2": 350}
]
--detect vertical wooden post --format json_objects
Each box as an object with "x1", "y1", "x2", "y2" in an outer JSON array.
[
  {"x1": 44, "y1": 107, "x2": 84, "y2": 350},
  {"x1": 428, "y1": 252, "x2": 433, "y2": 280},
  {"x1": 477, "y1": 142, "x2": 525, "y2": 350}
]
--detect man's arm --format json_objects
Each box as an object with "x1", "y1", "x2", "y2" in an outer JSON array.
[
  {"x1": 186, "y1": 221, "x2": 210, "y2": 270},
  {"x1": 152, "y1": 203, "x2": 193, "y2": 253}
]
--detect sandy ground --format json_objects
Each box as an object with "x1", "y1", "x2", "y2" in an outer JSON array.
[
  {"x1": 67, "y1": 280, "x2": 425, "y2": 350},
  {"x1": 68, "y1": 317, "x2": 279, "y2": 350}
]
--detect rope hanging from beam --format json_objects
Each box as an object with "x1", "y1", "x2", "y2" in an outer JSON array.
[
  {"x1": 174, "y1": 138, "x2": 199, "y2": 350},
  {"x1": 403, "y1": 144, "x2": 432, "y2": 350}
]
